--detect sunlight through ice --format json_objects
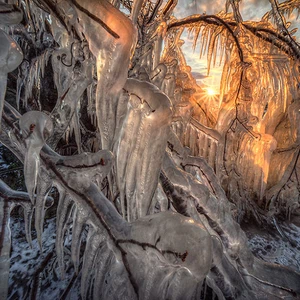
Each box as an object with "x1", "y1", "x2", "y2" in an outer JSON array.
[{"x1": 206, "y1": 87, "x2": 217, "y2": 96}]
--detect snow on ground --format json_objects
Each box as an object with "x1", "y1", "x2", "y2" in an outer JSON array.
[
  {"x1": 245, "y1": 220, "x2": 300, "y2": 273},
  {"x1": 8, "y1": 215, "x2": 81, "y2": 300}
]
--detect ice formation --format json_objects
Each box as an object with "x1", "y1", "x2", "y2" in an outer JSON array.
[
  {"x1": 0, "y1": 179, "x2": 53, "y2": 300},
  {"x1": 19, "y1": 111, "x2": 53, "y2": 203},
  {"x1": 116, "y1": 78, "x2": 172, "y2": 220},
  {"x1": 55, "y1": 0, "x2": 138, "y2": 150},
  {"x1": 1, "y1": 0, "x2": 300, "y2": 299},
  {"x1": 0, "y1": 3, "x2": 23, "y2": 131}
]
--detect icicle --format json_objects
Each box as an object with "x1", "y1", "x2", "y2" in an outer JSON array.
[
  {"x1": 81, "y1": 229, "x2": 104, "y2": 299},
  {"x1": 192, "y1": 26, "x2": 202, "y2": 51},
  {"x1": 55, "y1": 189, "x2": 73, "y2": 278},
  {"x1": 0, "y1": 29, "x2": 23, "y2": 130},
  {"x1": 0, "y1": 180, "x2": 52, "y2": 249},
  {"x1": 19, "y1": 111, "x2": 53, "y2": 202},
  {"x1": 199, "y1": 27, "x2": 209, "y2": 59},
  {"x1": 288, "y1": 100, "x2": 300, "y2": 144},
  {"x1": 116, "y1": 107, "x2": 142, "y2": 219},
  {"x1": 71, "y1": 203, "x2": 89, "y2": 273},
  {"x1": 207, "y1": 27, "x2": 222, "y2": 76},
  {"x1": 218, "y1": 57, "x2": 230, "y2": 105},
  {"x1": 139, "y1": 42, "x2": 154, "y2": 73},
  {"x1": 218, "y1": 35, "x2": 226, "y2": 67},
  {"x1": 16, "y1": 60, "x2": 29, "y2": 110},
  {"x1": 272, "y1": 62, "x2": 280, "y2": 93},
  {"x1": 34, "y1": 168, "x2": 53, "y2": 249},
  {"x1": 151, "y1": 29, "x2": 163, "y2": 69},
  {"x1": 24, "y1": 51, "x2": 52, "y2": 107},
  {"x1": 22, "y1": 202, "x2": 34, "y2": 247},
  {"x1": 87, "y1": 84, "x2": 96, "y2": 125},
  {"x1": 93, "y1": 244, "x2": 113, "y2": 299},
  {"x1": 40, "y1": 50, "x2": 52, "y2": 78},
  {"x1": 71, "y1": 103, "x2": 83, "y2": 153}
]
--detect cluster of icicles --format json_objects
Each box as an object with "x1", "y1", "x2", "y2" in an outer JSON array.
[{"x1": 0, "y1": 1, "x2": 300, "y2": 300}]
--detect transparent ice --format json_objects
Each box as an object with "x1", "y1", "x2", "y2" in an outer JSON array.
[{"x1": 1, "y1": 0, "x2": 300, "y2": 299}]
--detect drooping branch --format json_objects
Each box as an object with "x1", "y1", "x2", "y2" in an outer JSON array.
[
  {"x1": 168, "y1": 14, "x2": 244, "y2": 62},
  {"x1": 168, "y1": 14, "x2": 300, "y2": 59},
  {"x1": 263, "y1": 0, "x2": 300, "y2": 21},
  {"x1": 242, "y1": 23, "x2": 300, "y2": 58},
  {"x1": 268, "y1": 0, "x2": 300, "y2": 58}
]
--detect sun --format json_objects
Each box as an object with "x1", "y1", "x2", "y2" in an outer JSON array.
[{"x1": 206, "y1": 87, "x2": 217, "y2": 96}]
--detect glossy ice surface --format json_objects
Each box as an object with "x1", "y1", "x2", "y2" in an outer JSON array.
[{"x1": 1, "y1": 0, "x2": 300, "y2": 299}]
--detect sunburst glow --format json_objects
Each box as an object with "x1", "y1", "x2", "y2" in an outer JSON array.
[{"x1": 206, "y1": 87, "x2": 217, "y2": 96}]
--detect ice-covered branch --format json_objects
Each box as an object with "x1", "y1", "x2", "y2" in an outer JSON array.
[
  {"x1": 168, "y1": 14, "x2": 300, "y2": 59},
  {"x1": 160, "y1": 151, "x2": 300, "y2": 298},
  {"x1": 268, "y1": 0, "x2": 300, "y2": 56},
  {"x1": 168, "y1": 14, "x2": 244, "y2": 62},
  {"x1": 263, "y1": 0, "x2": 300, "y2": 22}
]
